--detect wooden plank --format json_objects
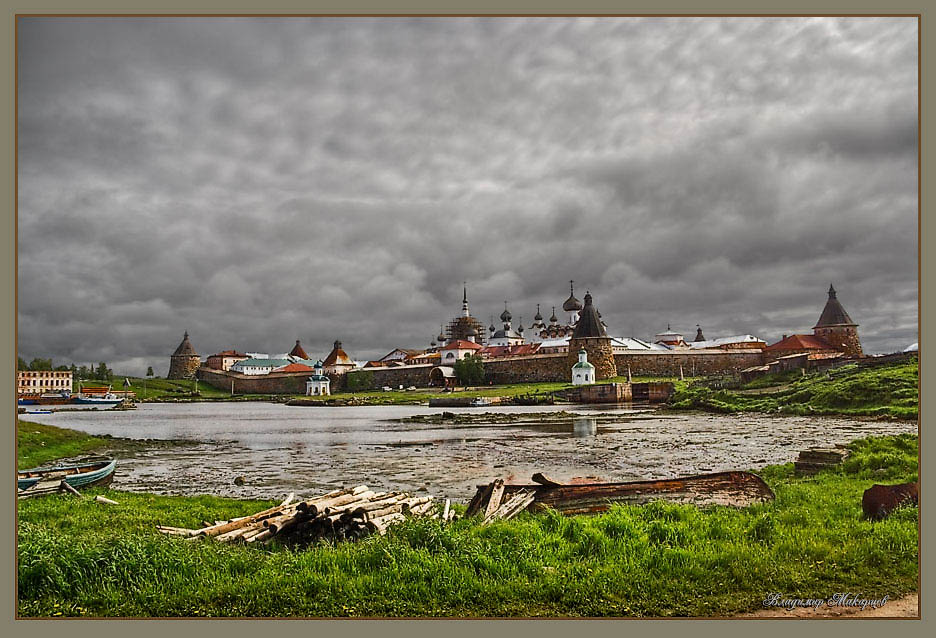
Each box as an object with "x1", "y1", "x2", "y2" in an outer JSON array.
[
  {"x1": 59, "y1": 481, "x2": 82, "y2": 497},
  {"x1": 464, "y1": 482, "x2": 494, "y2": 518},
  {"x1": 531, "y1": 473, "x2": 562, "y2": 487},
  {"x1": 483, "y1": 489, "x2": 536, "y2": 524},
  {"x1": 483, "y1": 479, "x2": 505, "y2": 520}
]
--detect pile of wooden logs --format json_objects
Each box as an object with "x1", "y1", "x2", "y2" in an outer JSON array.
[
  {"x1": 157, "y1": 486, "x2": 453, "y2": 546},
  {"x1": 794, "y1": 446, "x2": 850, "y2": 475}
]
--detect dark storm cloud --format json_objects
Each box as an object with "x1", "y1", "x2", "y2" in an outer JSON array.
[{"x1": 17, "y1": 17, "x2": 918, "y2": 373}]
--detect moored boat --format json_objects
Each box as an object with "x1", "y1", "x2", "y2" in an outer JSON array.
[
  {"x1": 72, "y1": 385, "x2": 124, "y2": 406},
  {"x1": 71, "y1": 394, "x2": 124, "y2": 406},
  {"x1": 17, "y1": 458, "x2": 117, "y2": 492},
  {"x1": 18, "y1": 392, "x2": 72, "y2": 405}
]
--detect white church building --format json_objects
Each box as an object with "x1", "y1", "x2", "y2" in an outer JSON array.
[
  {"x1": 571, "y1": 348, "x2": 596, "y2": 385},
  {"x1": 305, "y1": 360, "x2": 331, "y2": 396}
]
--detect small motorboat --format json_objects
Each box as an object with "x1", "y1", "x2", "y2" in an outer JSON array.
[
  {"x1": 71, "y1": 393, "x2": 123, "y2": 406},
  {"x1": 470, "y1": 397, "x2": 492, "y2": 407},
  {"x1": 18, "y1": 457, "x2": 117, "y2": 492}
]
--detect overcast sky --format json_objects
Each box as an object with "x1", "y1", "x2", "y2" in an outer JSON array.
[{"x1": 17, "y1": 17, "x2": 918, "y2": 374}]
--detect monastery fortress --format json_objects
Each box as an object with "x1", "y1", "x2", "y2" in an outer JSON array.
[{"x1": 171, "y1": 283, "x2": 864, "y2": 394}]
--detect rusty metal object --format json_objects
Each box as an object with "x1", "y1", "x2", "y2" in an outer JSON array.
[
  {"x1": 862, "y1": 482, "x2": 918, "y2": 521},
  {"x1": 467, "y1": 471, "x2": 774, "y2": 517}
]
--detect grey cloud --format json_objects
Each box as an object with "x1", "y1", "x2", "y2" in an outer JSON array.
[{"x1": 16, "y1": 17, "x2": 918, "y2": 372}]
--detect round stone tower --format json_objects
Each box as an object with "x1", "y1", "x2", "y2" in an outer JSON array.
[
  {"x1": 813, "y1": 284, "x2": 863, "y2": 358},
  {"x1": 567, "y1": 291, "x2": 617, "y2": 380},
  {"x1": 168, "y1": 331, "x2": 201, "y2": 379}
]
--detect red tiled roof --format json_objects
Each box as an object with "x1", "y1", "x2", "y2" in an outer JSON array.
[
  {"x1": 764, "y1": 334, "x2": 833, "y2": 352},
  {"x1": 481, "y1": 345, "x2": 510, "y2": 358},
  {"x1": 514, "y1": 344, "x2": 541, "y2": 356},
  {"x1": 210, "y1": 350, "x2": 247, "y2": 358},
  {"x1": 274, "y1": 363, "x2": 315, "y2": 373},
  {"x1": 481, "y1": 343, "x2": 541, "y2": 358},
  {"x1": 439, "y1": 340, "x2": 483, "y2": 351}
]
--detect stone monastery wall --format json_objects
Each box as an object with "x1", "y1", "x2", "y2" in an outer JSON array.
[
  {"x1": 198, "y1": 350, "x2": 767, "y2": 394},
  {"x1": 197, "y1": 367, "x2": 337, "y2": 395},
  {"x1": 349, "y1": 365, "x2": 435, "y2": 390},
  {"x1": 614, "y1": 351, "x2": 766, "y2": 377}
]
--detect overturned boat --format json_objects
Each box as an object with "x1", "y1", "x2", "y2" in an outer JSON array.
[{"x1": 465, "y1": 471, "x2": 774, "y2": 518}]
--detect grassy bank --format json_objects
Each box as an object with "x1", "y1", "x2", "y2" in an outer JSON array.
[
  {"x1": 286, "y1": 381, "x2": 575, "y2": 405},
  {"x1": 670, "y1": 359, "x2": 918, "y2": 420},
  {"x1": 17, "y1": 421, "x2": 111, "y2": 470},
  {"x1": 104, "y1": 376, "x2": 233, "y2": 401},
  {"x1": 18, "y1": 433, "x2": 918, "y2": 617}
]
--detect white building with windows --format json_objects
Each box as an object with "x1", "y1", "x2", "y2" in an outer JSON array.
[
  {"x1": 230, "y1": 357, "x2": 291, "y2": 375},
  {"x1": 439, "y1": 339, "x2": 483, "y2": 364},
  {"x1": 17, "y1": 369, "x2": 73, "y2": 394}
]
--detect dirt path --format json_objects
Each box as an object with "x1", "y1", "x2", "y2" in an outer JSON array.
[{"x1": 737, "y1": 592, "x2": 918, "y2": 618}]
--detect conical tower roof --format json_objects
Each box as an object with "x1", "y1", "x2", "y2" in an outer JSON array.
[
  {"x1": 172, "y1": 331, "x2": 198, "y2": 356},
  {"x1": 572, "y1": 292, "x2": 607, "y2": 338},
  {"x1": 814, "y1": 284, "x2": 857, "y2": 328},
  {"x1": 322, "y1": 340, "x2": 354, "y2": 367},
  {"x1": 694, "y1": 325, "x2": 705, "y2": 342},
  {"x1": 289, "y1": 339, "x2": 309, "y2": 359}
]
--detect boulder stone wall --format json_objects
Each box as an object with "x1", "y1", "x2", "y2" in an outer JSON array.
[{"x1": 614, "y1": 351, "x2": 765, "y2": 377}]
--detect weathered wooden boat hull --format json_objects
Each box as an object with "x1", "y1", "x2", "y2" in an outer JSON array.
[
  {"x1": 18, "y1": 459, "x2": 117, "y2": 492},
  {"x1": 468, "y1": 471, "x2": 774, "y2": 516}
]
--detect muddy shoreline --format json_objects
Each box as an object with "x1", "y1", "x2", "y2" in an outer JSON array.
[{"x1": 23, "y1": 402, "x2": 917, "y2": 501}]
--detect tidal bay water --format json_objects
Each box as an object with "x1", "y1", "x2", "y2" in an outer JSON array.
[{"x1": 23, "y1": 402, "x2": 916, "y2": 501}]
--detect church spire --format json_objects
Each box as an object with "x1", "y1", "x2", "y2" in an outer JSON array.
[{"x1": 461, "y1": 282, "x2": 470, "y2": 317}]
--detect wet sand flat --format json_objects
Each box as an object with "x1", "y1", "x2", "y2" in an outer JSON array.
[{"x1": 23, "y1": 402, "x2": 917, "y2": 501}]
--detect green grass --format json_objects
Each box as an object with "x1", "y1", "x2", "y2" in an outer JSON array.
[
  {"x1": 17, "y1": 434, "x2": 918, "y2": 617},
  {"x1": 670, "y1": 360, "x2": 918, "y2": 419},
  {"x1": 107, "y1": 376, "x2": 233, "y2": 401},
  {"x1": 287, "y1": 381, "x2": 577, "y2": 405},
  {"x1": 17, "y1": 421, "x2": 111, "y2": 470}
]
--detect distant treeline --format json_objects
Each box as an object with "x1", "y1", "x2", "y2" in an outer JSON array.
[{"x1": 17, "y1": 357, "x2": 114, "y2": 382}]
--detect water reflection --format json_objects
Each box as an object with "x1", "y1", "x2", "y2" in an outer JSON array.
[{"x1": 572, "y1": 417, "x2": 597, "y2": 438}]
